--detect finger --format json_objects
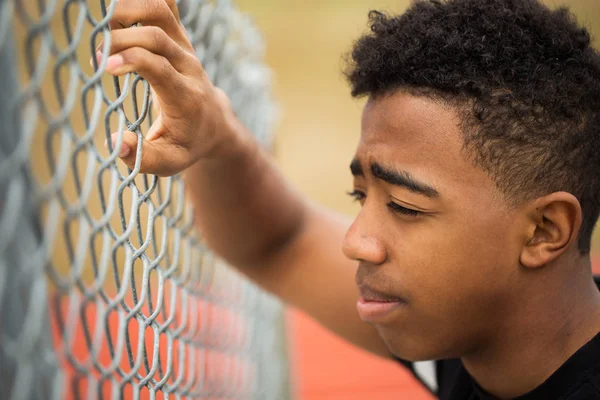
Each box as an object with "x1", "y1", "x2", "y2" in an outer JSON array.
[
  {"x1": 109, "y1": 131, "x2": 186, "y2": 176},
  {"x1": 109, "y1": 0, "x2": 186, "y2": 46},
  {"x1": 163, "y1": 0, "x2": 181, "y2": 23},
  {"x1": 98, "y1": 26, "x2": 193, "y2": 73},
  {"x1": 102, "y1": 47, "x2": 193, "y2": 112}
]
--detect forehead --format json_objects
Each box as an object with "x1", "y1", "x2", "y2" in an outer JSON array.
[{"x1": 357, "y1": 92, "x2": 498, "y2": 202}]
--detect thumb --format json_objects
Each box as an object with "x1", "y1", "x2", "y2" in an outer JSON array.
[{"x1": 108, "y1": 131, "x2": 183, "y2": 176}]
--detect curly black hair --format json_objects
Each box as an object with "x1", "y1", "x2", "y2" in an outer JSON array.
[{"x1": 345, "y1": 0, "x2": 600, "y2": 254}]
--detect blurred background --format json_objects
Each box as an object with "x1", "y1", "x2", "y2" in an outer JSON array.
[{"x1": 234, "y1": 1, "x2": 600, "y2": 399}]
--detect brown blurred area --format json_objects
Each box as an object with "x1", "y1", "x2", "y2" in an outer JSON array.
[{"x1": 237, "y1": 0, "x2": 410, "y2": 215}]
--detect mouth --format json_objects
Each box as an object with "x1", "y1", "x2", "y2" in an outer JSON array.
[{"x1": 356, "y1": 285, "x2": 407, "y2": 322}]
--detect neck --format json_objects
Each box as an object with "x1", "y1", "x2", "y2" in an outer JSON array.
[{"x1": 462, "y1": 259, "x2": 600, "y2": 399}]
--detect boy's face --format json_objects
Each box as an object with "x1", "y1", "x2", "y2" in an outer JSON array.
[{"x1": 344, "y1": 91, "x2": 526, "y2": 361}]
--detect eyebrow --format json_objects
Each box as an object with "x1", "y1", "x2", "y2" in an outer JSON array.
[{"x1": 350, "y1": 159, "x2": 440, "y2": 198}]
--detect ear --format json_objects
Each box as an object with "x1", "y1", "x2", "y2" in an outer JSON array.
[{"x1": 520, "y1": 192, "x2": 582, "y2": 269}]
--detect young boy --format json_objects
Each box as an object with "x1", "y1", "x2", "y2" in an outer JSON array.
[{"x1": 100, "y1": 0, "x2": 600, "y2": 397}]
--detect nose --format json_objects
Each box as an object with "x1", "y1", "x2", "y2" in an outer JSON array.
[{"x1": 342, "y1": 210, "x2": 387, "y2": 265}]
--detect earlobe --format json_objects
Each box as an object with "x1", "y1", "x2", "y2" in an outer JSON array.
[{"x1": 519, "y1": 192, "x2": 582, "y2": 269}]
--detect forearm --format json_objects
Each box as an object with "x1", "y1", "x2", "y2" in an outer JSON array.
[
  {"x1": 183, "y1": 114, "x2": 306, "y2": 269},
  {"x1": 98, "y1": 1, "x2": 393, "y2": 360}
]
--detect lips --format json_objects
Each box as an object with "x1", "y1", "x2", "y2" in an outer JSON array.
[
  {"x1": 356, "y1": 284, "x2": 407, "y2": 322},
  {"x1": 358, "y1": 284, "x2": 404, "y2": 303}
]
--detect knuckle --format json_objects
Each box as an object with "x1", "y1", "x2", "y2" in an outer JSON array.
[
  {"x1": 159, "y1": 56, "x2": 173, "y2": 75},
  {"x1": 143, "y1": 0, "x2": 163, "y2": 20},
  {"x1": 188, "y1": 85, "x2": 206, "y2": 106},
  {"x1": 180, "y1": 53, "x2": 207, "y2": 79},
  {"x1": 173, "y1": 46, "x2": 199, "y2": 72},
  {"x1": 149, "y1": 26, "x2": 166, "y2": 49},
  {"x1": 183, "y1": 50, "x2": 200, "y2": 68}
]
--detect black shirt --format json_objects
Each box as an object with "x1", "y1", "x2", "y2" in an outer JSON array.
[{"x1": 399, "y1": 278, "x2": 600, "y2": 399}]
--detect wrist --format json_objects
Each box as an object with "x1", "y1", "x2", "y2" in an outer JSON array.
[{"x1": 190, "y1": 89, "x2": 257, "y2": 167}]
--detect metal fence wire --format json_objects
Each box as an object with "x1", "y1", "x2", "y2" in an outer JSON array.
[{"x1": 0, "y1": 0, "x2": 290, "y2": 399}]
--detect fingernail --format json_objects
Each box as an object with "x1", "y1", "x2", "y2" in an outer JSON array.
[
  {"x1": 111, "y1": 138, "x2": 131, "y2": 158},
  {"x1": 106, "y1": 54, "x2": 124, "y2": 71},
  {"x1": 90, "y1": 51, "x2": 102, "y2": 69},
  {"x1": 119, "y1": 144, "x2": 131, "y2": 158}
]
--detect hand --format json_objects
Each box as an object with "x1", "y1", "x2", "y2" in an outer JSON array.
[{"x1": 95, "y1": 0, "x2": 234, "y2": 176}]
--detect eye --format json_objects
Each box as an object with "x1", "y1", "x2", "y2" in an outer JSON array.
[
  {"x1": 387, "y1": 201, "x2": 422, "y2": 217},
  {"x1": 347, "y1": 190, "x2": 366, "y2": 204}
]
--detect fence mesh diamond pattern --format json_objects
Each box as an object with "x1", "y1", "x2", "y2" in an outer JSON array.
[{"x1": 0, "y1": 0, "x2": 290, "y2": 399}]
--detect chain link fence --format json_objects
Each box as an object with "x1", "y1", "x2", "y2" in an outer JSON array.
[{"x1": 0, "y1": 0, "x2": 290, "y2": 398}]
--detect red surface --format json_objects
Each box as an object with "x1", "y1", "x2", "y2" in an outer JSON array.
[
  {"x1": 49, "y1": 292, "x2": 251, "y2": 399},
  {"x1": 288, "y1": 309, "x2": 435, "y2": 400}
]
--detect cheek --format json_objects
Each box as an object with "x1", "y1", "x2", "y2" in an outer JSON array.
[
  {"x1": 405, "y1": 208, "x2": 517, "y2": 285},
  {"x1": 390, "y1": 213, "x2": 518, "y2": 334},
  {"x1": 377, "y1": 219, "x2": 518, "y2": 360}
]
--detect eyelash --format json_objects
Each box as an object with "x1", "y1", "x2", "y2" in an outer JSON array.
[
  {"x1": 347, "y1": 190, "x2": 366, "y2": 202},
  {"x1": 346, "y1": 190, "x2": 422, "y2": 217}
]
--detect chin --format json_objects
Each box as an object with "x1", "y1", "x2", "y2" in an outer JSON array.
[{"x1": 376, "y1": 325, "x2": 451, "y2": 362}]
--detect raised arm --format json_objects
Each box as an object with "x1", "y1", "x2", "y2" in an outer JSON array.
[{"x1": 99, "y1": 0, "x2": 392, "y2": 359}]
